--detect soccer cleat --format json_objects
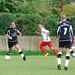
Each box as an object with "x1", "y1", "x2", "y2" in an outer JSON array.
[
  {"x1": 44, "y1": 53, "x2": 49, "y2": 58},
  {"x1": 57, "y1": 64, "x2": 61, "y2": 70},
  {"x1": 64, "y1": 66, "x2": 68, "y2": 70},
  {"x1": 23, "y1": 56, "x2": 26, "y2": 61}
]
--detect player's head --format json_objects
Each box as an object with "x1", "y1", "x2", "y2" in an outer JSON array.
[
  {"x1": 11, "y1": 22, "x2": 16, "y2": 28},
  {"x1": 38, "y1": 23, "x2": 44, "y2": 29},
  {"x1": 61, "y1": 15, "x2": 67, "y2": 21}
]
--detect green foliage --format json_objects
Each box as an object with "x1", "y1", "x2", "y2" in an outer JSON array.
[
  {"x1": 0, "y1": 50, "x2": 66, "y2": 55},
  {"x1": 20, "y1": 3, "x2": 39, "y2": 14},
  {"x1": 71, "y1": 17, "x2": 75, "y2": 32},
  {"x1": 64, "y1": 0, "x2": 75, "y2": 4},
  {"x1": 0, "y1": 0, "x2": 75, "y2": 36},
  {"x1": 15, "y1": 13, "x2": 58, "y2": 36},
  {"x1": 45, "y1": 17, "x2": 58, "y2": 36},
  {"x1": 51, "y1": 4, "x2": 75, "y2": 18},
  {"x1": 63, "y1": 4, "x2": 75, "y2": 16},
  {"x1": 0, "y1": 0, "x2": 17, "y2": 13},
  {"x1": 0, "y1": 13, "x2": 15, "y2": 35},
  {"x1": 16, "y1": 14, "x2": 42, "y2": 35},
  {"x1": 0, "y1": 0, "x2": 24, "y2": 13},
  {"x1": 51, "y1": 7, "x2": 60, "y2": 18}
]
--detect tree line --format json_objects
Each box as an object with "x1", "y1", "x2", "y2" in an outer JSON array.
[{"x1": 0, "y1": 0, "x2": 75, "y2": 36}]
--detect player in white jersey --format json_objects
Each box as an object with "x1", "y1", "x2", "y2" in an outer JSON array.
[{"x1": 36, "y1": 23, "x2": 58, "y2": 58}]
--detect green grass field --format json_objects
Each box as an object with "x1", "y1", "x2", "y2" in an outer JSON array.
[{"x1": 0, "y1": 55, "x2": 75, "y2": 75}]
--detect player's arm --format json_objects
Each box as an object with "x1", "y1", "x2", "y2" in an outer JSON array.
[
  {"x1": 17, "y1": 30, "x2": 21, "y2": 36},
  {"x1": 5, "y1": 29, "x2": 12, "y2": 39},
  {"x1": 73, "y1": 36, "x2": 75, "y2": 43},
  {"x1": 56, "y1": 36, "x2": 60, "y2": 42},
  {"x1": 35, "y1": 31, "x2": 41, "y2": 35},
  {"x1": 6, "y1": 34, "x2": 12, "y2": 39}
]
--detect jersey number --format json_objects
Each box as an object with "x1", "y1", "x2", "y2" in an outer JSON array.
[{"x1": 64, "y1": 28, "x2": 67, "y2": 35}]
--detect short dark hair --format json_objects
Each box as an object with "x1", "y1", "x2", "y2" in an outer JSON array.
[
  {"x1": 12, "y1": 21, "x2": 16, "y2": 24},
  {"x1": 39, "y1": 23, "x2": 45, "y2": 26}
]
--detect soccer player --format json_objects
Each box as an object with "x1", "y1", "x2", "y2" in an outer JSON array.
[
  {"x1": 67, "y1": 18, "x2": 75, "y2": 57},
  {"x1": 36, "y1": 23, "x2": 58, "y2": 58},
  {"x1": 5, "y1": 22, "x2": 26, "y2": 61},
  {"x1": 56, "y1": 15, "x2": 74, "y2": 70}
]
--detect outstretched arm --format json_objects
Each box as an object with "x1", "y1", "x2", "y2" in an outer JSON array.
[{"x1": 35, "y1": 31, "x2": 41, "y2": 35}]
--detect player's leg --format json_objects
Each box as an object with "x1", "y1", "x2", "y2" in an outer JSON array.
[
  {"x1": 70, "y1": 46, "x2": 75, "y2": 57},
  {"x1": 7, "y1": 47, "x2": 12, "y2": 55},
  {"x1": 64, "y1": 41, "x2": 71, "y2": 70},
  {"x1": 48, "y1": 41, "x2": 58, "y2": 57},
  {"x1": 64, "y1": 48, "x2": 70, "y2": 70},
  {"x1": 15, "y1": 41, "x2": 26, "y2": 61},
  {"x1": 15, "y1": 44, "x2": 26, "y2": 61},
  {"x1": 57, "y1": 48, "x2": 63, "y2": 70},
  {"x1": 6, "y1": 42, "x2": 13, "y2": 56},
  {"x1": 57, "y1": 41, "x2": 64, "y2": 70},
  {"x1": 5, "y1": 42, "x2": 13, "y2": 60},
  {"x1": 40, "y1": 41, "x2": 48, "y2": 57}
]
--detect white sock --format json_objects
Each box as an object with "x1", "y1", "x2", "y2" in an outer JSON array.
[
  {"x1": 21, "y1": 54, "x2": 24, "y2": 58},
  {"x1": 70, "y1": 49, "x2": 72, "y2": 52},
  {"x1": 18, "y1": 49, "x2": 24, "y2": 58},
  {"x1": 58, "y1": 58, "x2": 61, "y2": 65},
  {"x1": 18, "y1": 49, "x2": 22, "y2": 52},
  {"x1": 65, "y1": 60, "x2": 70, "y2": 67},
  {"x1": 58, "y1": 52, "x2": 62, "y2": 65},
  {"x1": 65, "y1": 54, "x2": 70, "y2": 67}
]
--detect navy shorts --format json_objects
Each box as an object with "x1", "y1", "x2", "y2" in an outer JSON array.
[
  {"x1": 59, "y1": 41, "x2": 72, "y2": 49},
  {"x1": 8, "y1": 41, "x2": 19, "y2": 48}
]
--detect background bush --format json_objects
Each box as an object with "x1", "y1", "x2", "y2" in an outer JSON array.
[
  {"x1": 0, "y1": 0, "x2": 75, "y2": 36},
  {"x1": 0, "y1": 12, "x2": 75, "y2": 36},
  {"x1": 16, "y1": 14, "x2": 42, "y2": 35},
  {"x1": 0, "y1": 13, "x2": 15, "y2": 35}
]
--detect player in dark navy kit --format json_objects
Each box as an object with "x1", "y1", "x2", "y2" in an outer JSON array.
[
  {"x1": 67, "y1": 18, "x2": 75, "y2": 57},
  {"x1": 56, "y1": 15, "x2": 75, "y2": 70},
  {"x1": 5, "y1": 22, "x2": 26, "y2": 61}
]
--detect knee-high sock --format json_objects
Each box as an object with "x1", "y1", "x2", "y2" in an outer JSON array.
[
  {"x1": 65, "y1": 54, "x2": 70, "y2": 67},
  {"x1": 18, "y1": 50, "x2": 24, "y2": 58},
  {"x1": 7, "y1": 51, "x2": 11, "y2": 55},
  {"x1": 57, "y1": 52, "x2": 62, "y2": 65}
]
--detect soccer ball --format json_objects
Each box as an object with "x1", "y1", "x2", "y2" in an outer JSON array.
[{"x1": 5, "y1": 55, "x2": 10, "y2": 60}]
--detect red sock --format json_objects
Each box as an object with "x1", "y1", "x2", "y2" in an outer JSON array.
[
  {"x1": 40, "y1": 46, "x2": 47, "y2": 54},
  {"x1": 52, "y1": 49, "x2": 58, "y2": 57}
]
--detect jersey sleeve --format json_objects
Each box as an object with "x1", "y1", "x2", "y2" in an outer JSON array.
[
  {"x1": 42, "y1": 28, "x2": 49, "y2": 33},
  {"x1": 70, "y1": 25, "x2": 74, "y2": 36},
  {"x1": 72, "y1": 24, "x2": 75, "y2": 36}
]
